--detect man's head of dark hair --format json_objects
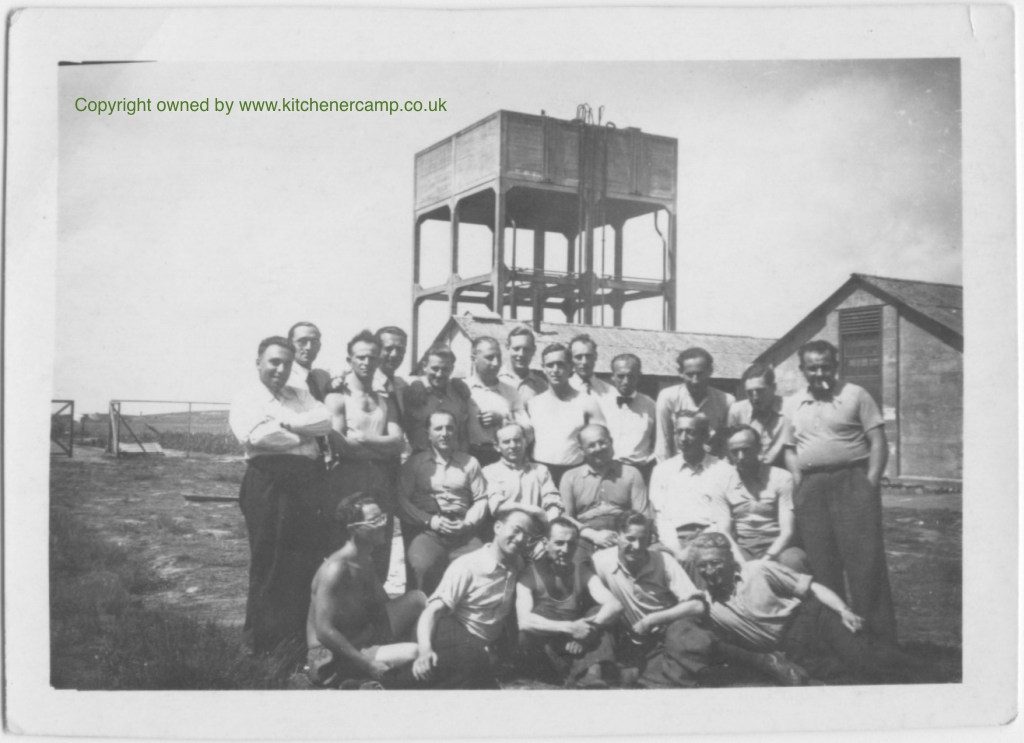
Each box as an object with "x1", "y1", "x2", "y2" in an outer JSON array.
[
  {"x1": 347, "y1": 328, "x2": 380, "y2": 356},
  {"x1": 334, "y1": 492, "x2": 380, "y2": 526},
  {"x1": 375, "y1": 326, "x2": 408, "y2": 342},
  {"x1": 692, "y1": 531, "x2": 733, "y2": 555},
  {"x1": 258, "y1": 335, "x2": 294, "y2": 357},
  {"x1": 425, "y1": 345, "x2": 457, "y2": 365},
  {"x1": 287, "y1": 322, "x2": 320, "y2": 342},
  {"x1": 568, "y1": 333, "x2": 597, "y2": 353},
  {"x1": 611, "y1": 353, "x2": 641, "y2": 373},
  {"x1": 507, "y1": 326, "x2": 536, "y2": 346},
  {"x1": 615, "y1": 510, "x2": 652, "y2": 534},
  {"x1": 740, "y1": 362, "x2": 775, "y2": 386},
  {"x1": 472, "y1": 335, "x2": 501, "y2": 353},
  {"x1": 676, "y1": 346, "x2": 713, "y2": 369},
  {"x1": 798, "y1": 339, "x2": 839, "y2": 366},
  {"x1": 541, "y1": 342, "x2": 569, "y2": 361},
  {"x1": 547, "y1": 516, "x2": 580, "y2": 539}
]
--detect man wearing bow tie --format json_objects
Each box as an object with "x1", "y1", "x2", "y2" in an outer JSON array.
[{"x1": 604, "y1": 354, "x2": 657, "y2": 484}]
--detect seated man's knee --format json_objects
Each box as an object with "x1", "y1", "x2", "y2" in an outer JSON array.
[{"x1": 779, "y1": 547, "x2": 810, "y2": 575}]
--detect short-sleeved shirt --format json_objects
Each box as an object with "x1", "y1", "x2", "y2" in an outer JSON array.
[
  {"x1": 499, "y1": 367, "x2": 548, "y2": 404},
  {"x1": 430, "y1": 545, "x2": 523, "y2": 643},
  {"x1": 402, "y1": 379, "x2": 473, "y2": 453},
  {"x1": 466, "y1": 375, "x2": 530, "y2": 447},
  {"x1": 526, "y1": 389, "x2": 606, "y2": 466},
  {"x1": 482, "y1": 459, "x2": 561, "y2": 514},
  {"x1": 398, "y1": 449, "x2": 486, "y2": 525},
  {"x1": 591, "y1": 547, "x2": 702, "y2": 627},
  {"x1": 560, "y1": 461, "x2": 650, "y2": 531},
  {"x1": 649, "y1": 453, "x2": 728, "y2": 548},
  {"x1": 705, "y1": 561, "x2": 813, "y2": 651},
  {"x1": 709, "y1": 464, "x2": 794, "y2": 556},
  {"x1": 655, "y1": 384, "x2": 735, "y2": 461},
  {"x1": 783, "y1": 382, "x2": 884, "y2": 470},
  {"x1": 604, "y1": 392, "x2": 657, "y2": 466},
  {"x1": 727, "y1": 397, "x2": 790, "y2": 466}
]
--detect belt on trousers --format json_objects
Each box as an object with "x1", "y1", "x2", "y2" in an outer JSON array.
[{"x1": 800, "y1": 459, "x2": 868, "y2": 476}]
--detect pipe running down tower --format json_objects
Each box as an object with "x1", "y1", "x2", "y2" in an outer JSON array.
[{"x1": 410, "y1": 108, "x2": 678, "y2": 362}]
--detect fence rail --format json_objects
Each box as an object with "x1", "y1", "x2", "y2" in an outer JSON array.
[{"x1": 90, "y1": 399, "x2": 238, "y2": 458}]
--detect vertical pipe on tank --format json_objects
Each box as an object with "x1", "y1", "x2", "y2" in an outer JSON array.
[
  {"x1": 491, "y1": 184, "x2": 506, "y2": 316},
  {"x1": 612, "y1": 219, "x2": 624, "y2": 326},
  {"x1": 665, "y1": 209, "x2": 677, "y2": 331},
  {"x1": 449, "y1": 200, "x2": 460, "y2": 318},
  {"x1": 411, "y1": 214, "x2": 423, "y2": 367},
  {"x1": 532, "y1": 229, "x2": 545, "y2": 329}
]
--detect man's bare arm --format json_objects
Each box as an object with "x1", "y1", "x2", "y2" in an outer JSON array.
[
  {"x1": 585, "y1": 570, "x2": 624, "y2": 627},
  {"x1": 312, "y1": 562, "x2": 378, "y2": 676},
  {"x1": 865, "y1": 426, "x2": 888, "y2": 489}
]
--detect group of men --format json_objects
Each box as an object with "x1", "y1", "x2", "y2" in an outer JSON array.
[{"x1": 228, "y1": 320, "x2": 924, "y2": 689}]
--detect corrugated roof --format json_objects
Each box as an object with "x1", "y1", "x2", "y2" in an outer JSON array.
[
  {"x1": 443, "y1": 315, "x2": 775, "y2": 379},
  {"x1": 854, "y1": 274, "x2": 962, "y2": 338}
]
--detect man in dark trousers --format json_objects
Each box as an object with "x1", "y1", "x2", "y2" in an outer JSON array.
[
  {"x1": 229, "y1": 335, "x2": 332, "y2": 654},
  {"x1": 783, "y1": 339, "x2": 897, "y2": 642}
]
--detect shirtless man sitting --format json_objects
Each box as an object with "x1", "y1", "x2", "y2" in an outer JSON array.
[{"x1": 305, "y1": 493, "x2": 426, "y2": 688}]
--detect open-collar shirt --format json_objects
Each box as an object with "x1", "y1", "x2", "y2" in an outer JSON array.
[
  {"x1": 654, "y1": 384, "x2": 735, "y2": 461},
  {"x1": 649, "y1": 453, "x2": 728, "y2": 547},
  {"x1": 397, "y1": 448, "x2": 486, "y2": 526},
  {"x1": 229, "y1": 380, "x2": 331, "y2": 460},
  {"x1": 482, "y1": 459, "x2": 561, "y2": 514}
]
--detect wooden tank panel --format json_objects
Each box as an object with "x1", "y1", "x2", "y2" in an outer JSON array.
[{"x1": 414, "y1": 110, "x2": 676, "y2": 211}]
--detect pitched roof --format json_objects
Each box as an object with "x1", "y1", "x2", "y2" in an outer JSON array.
[
  {"x1": 853, "y1": 274, "x2": 962, "y2": 338},
  {"x1": 437, "y1": 314, "x2": 775, "y2": 379}
]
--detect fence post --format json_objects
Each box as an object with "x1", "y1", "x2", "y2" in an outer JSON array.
[
  {"x1": 109, "y1": 401, "x2": 120, "y2": 458},
  {"x1": 186, "y1": 403, "x2": 193, "y2": 458}
]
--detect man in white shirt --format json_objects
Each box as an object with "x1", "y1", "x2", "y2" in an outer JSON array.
[
  {"x1": 648, "y1": 412, "x2": 729, "y2": 566},
  {"x1": 568, "y1": 333, "x2": 616, "y2": 408},
  {"x1": 482, "y1": 423, "x2": 562, "y2": 519},
  {"x1": 605, "y1": 353, "x2": 657, "y2": 482},
  {"x1": 498, "y1": 326, "x2": 549, "y2": 404},
  {"x1": 285, "y1": 322, "x2": 332, "y2": 401},
  {"x1": 229, "y1": 335, "x2": 332, "y2": 654},
  {"x1": 466, "y1": 336, "x2": 532, "y2": 467},
  {"x1": 655, "y1": 347, "x2": 734, "y2": 461}
]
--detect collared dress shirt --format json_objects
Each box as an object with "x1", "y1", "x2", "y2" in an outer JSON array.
[
  {"x1": 727, "y1": 397, "x2": 791, "y2": 465},
  {"x1": 498, "y1": 367, "x2": 549, "y2": 404},
  {"x1": 709, "y1": 464, "x2": 794, "y2": 556},
  {"x1": 782, "y1": 382, "x2": 884, "y2": 470},
  {"x1": 397, "y1": 449, "x2": 486, "y2": 526},
  {"x1": 654, "y1": 384, "x2": 735, "y2": 461},
  {"x1": 604, "y1": 391, "x2": 657, "y2": 466},
  {"x1": 591, "y1": 547, "x2": 702, "y2": 627},
  {"x1": 466, "y1": 375, "x2": 532, "y2": 447},
  {"x1": 229, "y1": 381, "x2": 332, "y2": 460},
  {"x1": 402, "y1": 378, "x2": 473, "y2": 453},
  {"x1": 430, "y1": 545, "x2": 524, "y2": 643},
  {"x1": 559, "y1": 460, "x2": 650, "y2": 531},
  {"x1": 482, "y1": 459, "x2": 561, "y2": 514},
  {"x1": 649, "y1": 453, "x2": 728, "y2": 547},
  {"x1": 526, "y1": 389, "x2": 606, "y2": 466}
]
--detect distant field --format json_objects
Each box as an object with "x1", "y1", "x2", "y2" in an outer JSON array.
[{"x1": 78, "y1": 410, "x2": 241, "y2": 455}]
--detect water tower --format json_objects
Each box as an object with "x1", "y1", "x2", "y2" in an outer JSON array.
[{"x1": 410, "y1": 108, "x2": 677, "y2": 361}]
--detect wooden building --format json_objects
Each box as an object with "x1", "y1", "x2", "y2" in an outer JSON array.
[
  {"x1": 423, "y1": 313, "x2": 775, "y2": 399},
  {"x1": 755, "y1": 274, "x2": 962, "y2": 486}
]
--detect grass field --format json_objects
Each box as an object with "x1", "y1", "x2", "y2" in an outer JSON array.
[{"x1": 49, "y1": 447, "x2": 962, "y2": 689}]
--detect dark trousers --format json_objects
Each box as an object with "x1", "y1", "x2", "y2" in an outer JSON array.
[
  {"x1": 615, "y1": 618, "x2": 714, "y2": 688},
  {"x1": 239, "y1": 456, "x2": 324, "y2": 654},
  {"x1": 780, "y1": 597, "x2": 925, "y2": 684},
  {"x1": 516, "y1": 607, "x2": 615, "y2": 685},
  {"x1": 404, "y1": 527, "x2": 483, "y2": 595},
  {"x1": 795, "y1": 464, "x2": 897, "y2": 642},
  {"x1": 389, "y1": 614, "x2": 498, "y2": 689},
  {"x1": 323, "y1": 459, "x2": 393, "y2": 582}
]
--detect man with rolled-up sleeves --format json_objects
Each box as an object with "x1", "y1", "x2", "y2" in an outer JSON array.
[{"x1": 230, "y1": 335, "x2": 332, "y2": 654}]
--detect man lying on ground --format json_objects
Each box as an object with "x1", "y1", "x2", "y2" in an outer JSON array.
[
  {"x1": 304, "y1": 493, "x2": 426, "y2": 689},
  {"x1": 391, "y1": 504, "x2": 544, "y2": 689},
  {"x1": 591, "y1": 511, "x2": 714, "y2": 688},
  {"x1": 515, "y1": 517, "x2": 622, "y2": 687},
  {"x1": 693, "y1": 531, "x2": 935, "y2": 685}
]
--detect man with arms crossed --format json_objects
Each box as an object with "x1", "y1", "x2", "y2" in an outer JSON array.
[
  {"x1": 305, "y1": 493, "x2": 426, "y2": 688},
  {"x1": 591, "y1": 511, "x2": 714, "y2": 688},
  {"x1": 398, "y1": 505, "x2": 544, "y2": 689},
  {"x1": 229, "y1": 335, "x2": 332, "y2": 654},
  {"x1": 655, "y1": 347, "x2": 734, "y2": 461},
  {"x1": 727, "y1": 363, "x2": 790, "y2": 467},
  {"x1": 711, "y1": 425, "x2": 808, "y2": 573},
  {"x1": 397, "y1": 411, "x2": 488, "y2": 594},
  {"x1": 783, "y1": 339, "x2": 896, "y2": 641},
  {"x1": 515, "y1": 517, "x2": 623, "y2": 687},
  {"x1": 286, "y1": 322, "x2": 333, "y2": 401},
  {"x1": 526, "y1": 343, "x2": 606, "y2": 486},
  {"x1": 559, "y1": 424, "x2": 650, "y2": 561},
  {"x1": 605, "y1": 353, "x2": 657, "y2": 482},
  {"x1": 498, "y1": 326, "x2": 548, "y2": 404},
  {"x1": 694, "y1": 532, "x2": 930, "y2": 684},
  {"x1": 465, "y1": 335, "x2": 532, "y2": 467},
  {"x1": 322, "y1": 330, "x2": 404, "y2": 576}
]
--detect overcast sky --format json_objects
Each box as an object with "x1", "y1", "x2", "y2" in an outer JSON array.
[{"x1": 57, "y1": 59, "x2": 961, "y2": 414}]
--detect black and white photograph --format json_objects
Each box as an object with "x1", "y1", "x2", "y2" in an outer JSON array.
[{"x1": 3, "y1": 4, "x2": 1017, "y2": 740}]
